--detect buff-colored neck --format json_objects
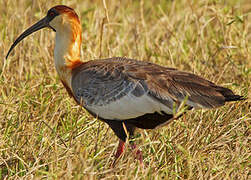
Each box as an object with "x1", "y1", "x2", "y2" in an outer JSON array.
[{"x1": 53, "y1": 16, "x2": 82, "y2": 87}]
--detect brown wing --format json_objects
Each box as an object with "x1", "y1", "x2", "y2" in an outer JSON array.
[
  {"x1": 125, "y1": 60, "x2": 243, "y2": 108},
  {"x1": 71, "y1": 57, "x2": 243, "y2": 121}
]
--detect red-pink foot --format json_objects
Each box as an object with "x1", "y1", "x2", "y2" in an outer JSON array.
[
  {"x1": 130, "y1": 143, "x2": 144, "y2": 167},
  {"x1": 112, "y1": 139, "x2": 125, "y2": 167}
]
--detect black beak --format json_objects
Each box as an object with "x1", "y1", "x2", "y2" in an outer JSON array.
[{"x1": 6, "y1": 16, "x2": 55, "y2": 59}]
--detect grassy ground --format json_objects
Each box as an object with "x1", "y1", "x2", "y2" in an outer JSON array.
[{"x1": 0, "y1": 0, "x2": 250, "y2": 179}]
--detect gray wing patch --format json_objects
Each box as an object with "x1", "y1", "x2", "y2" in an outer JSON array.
[{"x1": 72, "y1": 68, "x2": 147, "y2": 107}]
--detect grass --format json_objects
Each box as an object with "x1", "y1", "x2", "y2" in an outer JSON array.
[{"x1": 0, "y1": 0, "x2": 250, "y2": 179}]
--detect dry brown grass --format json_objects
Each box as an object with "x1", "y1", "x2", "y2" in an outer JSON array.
[{"x1": 0, "y1": 0, "x2": 250, "y2": 179}]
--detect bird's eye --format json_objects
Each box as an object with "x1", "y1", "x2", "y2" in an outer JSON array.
[{"x1": 49, "y1": 11, "x2": 54, "y2": 17}]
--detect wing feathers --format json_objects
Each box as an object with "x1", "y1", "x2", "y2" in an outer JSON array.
[
  {"x1": 71, "y1": 57, "x2": 243, "y2": 120},
  {"x1": 146, "y1": 71, "x2": 241, "y2": 108}
]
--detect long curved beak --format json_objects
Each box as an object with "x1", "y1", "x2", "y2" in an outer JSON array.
[{"x1": 6, "y1": 16, "x2": 55, "y2": 59}]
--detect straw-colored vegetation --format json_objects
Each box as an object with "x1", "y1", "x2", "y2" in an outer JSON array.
[{"x1": 0, "y1": 0, "x2": 250, "y2": 179}]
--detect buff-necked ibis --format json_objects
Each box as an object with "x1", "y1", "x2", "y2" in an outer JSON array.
[{"x1": 6, "y1": 5, "x2": 244, "y2": 166}]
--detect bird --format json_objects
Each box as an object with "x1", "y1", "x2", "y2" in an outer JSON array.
[{"x1": 6, "y1": 5, "x2": 244, "y2": 165}]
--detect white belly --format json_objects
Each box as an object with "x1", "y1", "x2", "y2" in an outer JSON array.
[{"x1": 86, "y1": 93, "x2": 173, "y2": 120}]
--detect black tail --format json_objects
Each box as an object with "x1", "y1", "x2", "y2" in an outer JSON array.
[
  {"x1": 225, "y1": 95, "x2": 245, "y2": 102},
  {"x1": 216, "y1": 86, "x2": 245, "y2": 102}
]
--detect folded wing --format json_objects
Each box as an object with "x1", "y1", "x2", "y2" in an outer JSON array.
[{"x1": 71, "y1": 57, "x2": 243, "y2": 121}]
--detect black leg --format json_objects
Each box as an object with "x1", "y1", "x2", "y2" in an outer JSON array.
[{"x1": 104, "y1": 120, "x2": 136, "y2": 142}]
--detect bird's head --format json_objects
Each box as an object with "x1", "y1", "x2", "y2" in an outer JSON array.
[{"x1": 6, "y1": 5, "x2": 81, "y2": 59}]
